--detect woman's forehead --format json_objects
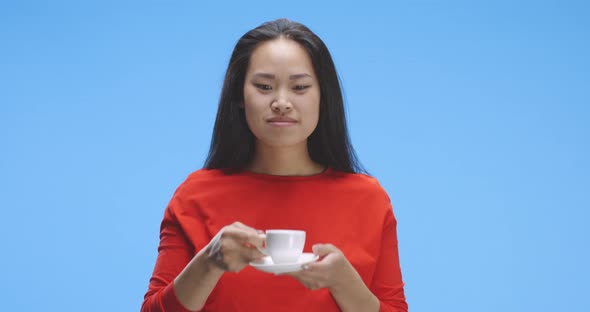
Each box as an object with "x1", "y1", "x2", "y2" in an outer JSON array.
[{"x1": 247, "y1": 39, "x2": 315, "y2": 77}]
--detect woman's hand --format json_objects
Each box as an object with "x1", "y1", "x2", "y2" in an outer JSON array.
[
  {"x1": 284, "y1": 244, "x2": 361, "y2": 291},
  {"x1": 205, "y1": 222, "x2": 266, "y2": 272},
  {"x1": 285, "y1": 244, "x2": 380, "y2": 311}
]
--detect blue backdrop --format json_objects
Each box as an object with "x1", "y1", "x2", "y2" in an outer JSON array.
[{"x1": 1, "y1": 1, "x2": 588, "y2": 311}]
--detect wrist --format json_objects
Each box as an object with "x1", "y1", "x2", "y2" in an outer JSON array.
[
  {"x1": 196, "y1": 247, "x2": 225, "y2": 277},
  {"x1": 172, "y1": 247, "x2": 225, "y2": 311},
  {"x1": 329, "y1": 264, "x2": 379, "y2": 312},
  {"x1": 328, "y1": 262, "x2": 363, "y2": 294}
]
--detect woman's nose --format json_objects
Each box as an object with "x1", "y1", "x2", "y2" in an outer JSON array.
[{"x1": 271, "y1": 98, "x2": 292, "y2": 114}]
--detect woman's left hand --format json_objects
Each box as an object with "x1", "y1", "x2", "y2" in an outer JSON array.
[{"x1": 283, "y1": 244, "x2": 361, "y2": 291}]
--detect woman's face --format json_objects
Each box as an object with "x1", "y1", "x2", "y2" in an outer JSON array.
[{"x1": 243, "y1": 38, "x2": 320, "y2": 149}]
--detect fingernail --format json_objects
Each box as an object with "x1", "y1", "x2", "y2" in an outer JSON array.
[{"x1": 302, "y1": 265, "x2": 310, "y2": 270}]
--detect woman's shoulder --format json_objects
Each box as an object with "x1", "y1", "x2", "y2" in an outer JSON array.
[
  {"x1": 331, "y1": 170, "x2": 391, "y2": 202},
  {"x1": 185, "y1": 168, "x2": 226, "y2": 181},
  {"x1": 171, "y1": 168, "x2": 228, "y2": 195},
  {"x1": 333, "y1": 169, "x2": 383, "y2": 187}
]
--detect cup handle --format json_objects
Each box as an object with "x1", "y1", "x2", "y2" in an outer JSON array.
[{"x1": 257, "y1": 233, "x2": 268, "y2": 256}]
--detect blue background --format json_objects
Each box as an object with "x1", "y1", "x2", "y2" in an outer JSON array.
[{"x1": 1, "y1": 1, "x2": 588, "y2": 311}]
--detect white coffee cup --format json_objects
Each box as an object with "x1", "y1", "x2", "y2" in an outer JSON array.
[{"x1": 258, "y1": 230, "x2": 306, "y2": 264}]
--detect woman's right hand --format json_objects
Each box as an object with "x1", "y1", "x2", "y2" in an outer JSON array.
[{"x1": 204, "y1": 222, "x2": 266, "y2": 272}]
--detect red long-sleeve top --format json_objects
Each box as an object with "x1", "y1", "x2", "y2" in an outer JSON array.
[{"x1": 142, "y1": 168, "x2": 408, "y2": 311}]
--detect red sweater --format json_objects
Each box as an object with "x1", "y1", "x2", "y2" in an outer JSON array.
[{"x1": 142, "y1": 168, "x2": 407, "y2": 311}]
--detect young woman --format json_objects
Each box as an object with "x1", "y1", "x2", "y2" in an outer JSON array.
[{"x1": 142, "y1": 18, "x2": 407, "y2": 312}]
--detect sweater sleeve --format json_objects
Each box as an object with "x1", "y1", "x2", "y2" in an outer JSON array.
[
  {"x1": 141, "y1": 198, "x2": 196, "y2": 312},
  {"x1": 371, "y1": 206, "x2": 408, "y2": 312}
]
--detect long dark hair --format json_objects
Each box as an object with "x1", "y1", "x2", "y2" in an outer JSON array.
[{"x1": 204, "y1": 18, "x2": 365, "y2": 174}]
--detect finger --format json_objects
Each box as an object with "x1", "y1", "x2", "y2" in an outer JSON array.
[
  {"x1": 301, "y1": 261, "x2": 325, "y2": 272},
  {"x1": 293, "y1": 274, "x2": 324, "y2": 290},
  {"x1": 225, "y1": 222, "x2": 256, "y2": 239},
  {"x1": 302, "y1": 253, "x2": 332, "y2": 271},
  {"x1": 240, "y1": 244, "x2": 266, "y2": 262},
  {"x1": 312, "y1": 244, "x2": 336, "y2": 257},
  {"x1": 240, "y1": 232, "x2": 265, "y2": 249},
  {"x1": 222, "y1": 228, "x2": 253, "y2": 242},
  {"x1": 224, "y1": 228, "x2": 265, "y2": 248},
  {"x1": 280, "y1": 269, "x2": 309, "y2": 277},
  {"x1": 232, "y1": 221, "x2": 259, "y2": 234},
  {"x1": 280, "y1": 271, "x2": 299, "y2": 277},
  {"x1": 231, "y1": 222, "x2": 265, "y2": 239},
  {"x1": 285, "y1": 268, "x2": 322, "y2": 282}
]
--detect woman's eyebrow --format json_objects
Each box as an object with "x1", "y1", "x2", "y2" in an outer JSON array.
[
  {"x1": 289, "y1": 73, "x2": 311, "y2": 80},
  {"x1": 253, "y1": 73, "x2": 312, "y2": 80},
  {"x1": 253, "y1": 73, "x2": 275, "y2": 79}
]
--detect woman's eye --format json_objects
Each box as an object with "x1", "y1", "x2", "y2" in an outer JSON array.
[
  {"x1": 254, "y1": 84, "x2": 272, "y2": 91},
  {"x1": 294, "y1": 85, "x2": 310, "y2": 91}
]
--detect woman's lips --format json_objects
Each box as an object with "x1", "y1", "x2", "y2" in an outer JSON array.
[
  {"x1": 268, "y1": 121, "x2": 297, "y2": 127},
  {"x1": 267, "y1": 117, "x2": 298, "y2": 126}
]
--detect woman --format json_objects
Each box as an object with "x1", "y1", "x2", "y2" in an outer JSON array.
[{"x1": 141, "y1": 18, "x2": 407, "y2": 312}]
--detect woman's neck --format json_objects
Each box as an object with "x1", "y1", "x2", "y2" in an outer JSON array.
[{"x1": 247, "y1": 142, "x2": 325, "y2": 176}]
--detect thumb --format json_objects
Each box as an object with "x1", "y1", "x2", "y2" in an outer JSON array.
[{"x1": 312, "y1": 244, "x2": 335, "y2": 257}]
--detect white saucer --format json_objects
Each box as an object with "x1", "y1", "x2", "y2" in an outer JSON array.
[{"x1": 250, "y1": 253, "x2": 319, "y2": 275}]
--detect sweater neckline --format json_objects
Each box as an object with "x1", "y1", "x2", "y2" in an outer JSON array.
[{"x1": 236, "y1": 167, "x2": 333, "y2": 181}]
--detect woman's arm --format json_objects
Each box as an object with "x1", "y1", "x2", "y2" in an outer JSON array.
[
  {"x1": 284, "y1": 244, "x2": 380, "y2": 312},
  {"x1": 329, "y1": 268, "x2": 381, "y2": 312},
  {"x1": 141, "y1": 201, "x2": 264, "y2": 312},
  {"x1": 318, "y1": 245, "x2": 382, "y2": 312},
  {"x1": 173, "y1": 222, "x2": 264, "y2": 311},
  {"x1": 284, "y1": 208, "x2": 407, "y2": 312},
  {"x1": 172, "y1": 248, "x2": 224, "y2": 311},
  {"x1": 141, "y1": 203, "x2": 198, "y2": 312},
  {"x1": 368, "y1": 208, "x2": 408, "y2": 311}
]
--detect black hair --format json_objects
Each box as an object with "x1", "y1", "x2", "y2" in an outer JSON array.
[{"x1": 204, "y1": 18, "x2": 365, "y2": 174}]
